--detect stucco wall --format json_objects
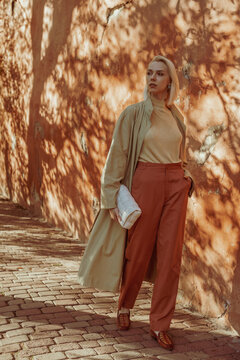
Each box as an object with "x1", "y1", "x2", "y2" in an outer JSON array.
[{"x1": 1, "y1": 0, "x2": 240, "y2": 333}]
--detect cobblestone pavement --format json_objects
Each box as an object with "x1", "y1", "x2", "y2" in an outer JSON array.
[{"x1": 0, "y1": 199, "x2": 239, "y2": 360}]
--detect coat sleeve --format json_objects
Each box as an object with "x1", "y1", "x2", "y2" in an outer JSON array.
[
  {"x1": 182, "y1": 148, "x2": 195, "y2": 197},
  {"x1": 181, "y1": 123, "x2": 195, "y2": 197},
  {"x1": 172, "y1": 104, "x2": 195, "y2": 197},
  {"x1": 100, "y1": 106, "x2": 134, "y2": 209}
]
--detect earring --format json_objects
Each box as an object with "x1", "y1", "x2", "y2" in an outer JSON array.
[{"x1": 168, "y1": 83, "x2": 171, "y2": 89}]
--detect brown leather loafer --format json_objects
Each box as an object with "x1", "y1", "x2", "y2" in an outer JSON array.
[
  {"x1": 117, "y1": 310, "x2": 130, "y2": 330},
  {"x1": 150, "y1": 329, "x2": 174, "y2": 351}
]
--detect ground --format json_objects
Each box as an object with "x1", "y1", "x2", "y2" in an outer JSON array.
[{"x1": 0, "y1": 199, "x2": 239, "y2": 360}]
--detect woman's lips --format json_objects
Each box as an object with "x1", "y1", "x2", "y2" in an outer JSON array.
[{"x1": 149, "y1": 84, "x2": 157, "y2": 87}]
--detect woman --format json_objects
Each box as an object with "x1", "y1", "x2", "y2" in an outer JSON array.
[{"x1": 78, "y1": 55, "x2": 194, "y2": 351}]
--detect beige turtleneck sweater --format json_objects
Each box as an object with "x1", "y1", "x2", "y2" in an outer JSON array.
[{"x1": 138, "y1": 96, "x2": 182, "y2": 163}]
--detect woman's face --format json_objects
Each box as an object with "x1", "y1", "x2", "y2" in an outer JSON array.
[{"x1": 146, "y1": 61, "x2": 170, "y2": 97}]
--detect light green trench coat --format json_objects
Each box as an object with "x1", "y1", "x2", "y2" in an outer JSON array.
[{"x1": 78, "y1": 96, "x2": 194, "y2": 292}]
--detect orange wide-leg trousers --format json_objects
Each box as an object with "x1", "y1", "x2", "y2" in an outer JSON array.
[{"x1": 118, "y1": 162, "x2": 191, "y2": 331}]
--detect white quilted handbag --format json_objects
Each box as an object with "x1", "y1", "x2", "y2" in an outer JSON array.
[{"x1": 116, "y1": 185, "x2": 142, "y2": 229}]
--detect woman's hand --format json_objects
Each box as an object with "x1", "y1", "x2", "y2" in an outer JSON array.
[{"x1": 109, "y1": 207, "x2": 121, "y2": 222}]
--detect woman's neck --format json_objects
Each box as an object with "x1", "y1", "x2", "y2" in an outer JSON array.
[
  {"x1": 150, "y1": 89, "x2": 168, "y2": 103},
  {"x1": 150, "y1": 94, "x2": 167, "y2": 106}
]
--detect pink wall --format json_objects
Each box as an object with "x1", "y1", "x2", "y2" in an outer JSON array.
[{"x1": 0, "y1": 0, "x2": 240, "y2": 333}]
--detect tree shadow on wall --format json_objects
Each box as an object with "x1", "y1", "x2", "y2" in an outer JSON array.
[
  {"x1": 1, "y1": 0, "x2": 240, "y2": 333},
  {"x1": 27, "y1": 0, "x2": 89, "y2": 226},
  {"x1": 26, "y1": 0, "x2": 177, "y2": 240}
]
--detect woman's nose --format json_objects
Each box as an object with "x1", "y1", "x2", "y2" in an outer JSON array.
[{"x1": 151, "y1": 73, "x2": 156, "y2": 80}]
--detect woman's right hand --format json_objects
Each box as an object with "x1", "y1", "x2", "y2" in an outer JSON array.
[{"x1": 109, "y1": 207, "x2": 121, "y2": 222}]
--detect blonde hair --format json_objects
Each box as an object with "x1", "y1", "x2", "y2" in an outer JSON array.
[{"x1": 144, "y1": 55, "x2": 179, "y2": 106}]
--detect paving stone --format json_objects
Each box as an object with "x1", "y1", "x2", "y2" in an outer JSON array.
[
  {"x1": 141, "y1": 339, "x2": 159, "y2": 348},
  {"x1": 82, "y1": 333, "x2": 102, "y2": 340},
  {"x1": 36, "y1": 291, "x2": 61, "y2": 296},
  {"x1": 33, "y1": 353, "x2": 66, "y2": 360},
  {"x1": 80, "y1": 340, "x2": 100, "y2": 348},
  {"x1": 0, "y1": 305, "x2": 19, "y2": 313},
  {"x1": 49, "y1": 316, "x2": 76, "y2": 324},
  {"x1": 20, "y1": 302, "x2": 45, "y2": 309},
  {"x1": 73, "y1": 304, "x2": 89, "y2": 310},
  {"x1": 139, "y1": 346, "x2": 167, "y2": 356},
  {"x1": 23, "y1": 337, "x2": 54, "y2": 348},
  {"x1": 0, "y1": 323, "x2": 20, "y2": 333},
  {"x1": 53, "y1": 300, "x2": 78, "y2": 306},
  {"x1": 4, "y1": 290, "x2": 28, "y2": 296},
  {"x1": 230, "y1": 342, "x2": 240, "y2": 351},
  {"x1": 0, "y1": 335, "x2": 29, "y2": 346},
  {"x1": 16, "y1": 308, "x2": 42, "y2": 316},
  {"x1": 103, "y1": 324, "x2": 117, "y2": 331},
  {"x1": 59, "y1": 329, "x2": 86, "y2": 336},
  {"x1": 8, "y1": 299, "x2": 25, "y2": 305},
  {"x1": 14, "y1": 346, "x2": 49, "y2": 359},
  {"x1": 185, "y1": 351, "x2": 209, "y2": 359},
  {"x1": 32, "y1": 296, "x2": 57, "y2": 301},
  {"x1": 63, "y1": 321, "x2": 89, "y2": 328},
  {"x1": 184, "y1": 332, "x2": 215, "y2": 342},
  {"x1": 29, "y1": 313, "x2": 55, "y2": 321},
  {"x1": 9, "y1": 314, "x2": 27, "y2": 326},
  {"x1": 22, "y1": 320, "x2": 48, "y2": 328},
  {"x1": 0, "y1": 354, "x2": 13, "y2": 360},
  {"x1": 49, "y1": 343, "x2": 80, "y2": 352},
  {"x1": 95, "y1": 345, "x2": 116, "y2": 354},
  {"x1": 91, "y1": 356, "x2": 113, "y2": 360},
  {"x1": 35, "y1": 324, "x2": 63, "y2": 331},
  {"x1": 0, "y1": 319, "x2": 7, "y2": 326},
  {"x1": 123, "y1": 327, "x2": 145, "y2": 335},
  {"x1": 6, "y1": 327, "x2": 34, "y2": 338},
  {"x1": 204, "y1": 344, "x2": 236, "y2": 356},
  {"x1": 231, "y1": 337, "x2": 240, "y2": 343},
  {"x1": 74, "y1": 314, "x2": 93, "y2": 321},
  {"x1": 54, "y1": 335, "x2": 84, "y2": 344},
  {"x1": 113, "y1": 342, "x2": 144, "y2": 351},
  {"x1": 30, "y1": 331, "x2": 59, "y2": 339},
  {"x1": 65, "y1": 348, "x2": 97, "y2": 358},
  {"x1": 0, "y1": 343, "x2": 21, "y2": 353},
  {"x1": 41, "y1": 306, "x2": 67, "y2": 314},
  {"x1": 89, "y1": 319, "x2": 108, "y2": 326},
  {"x1": 175, "y1": 339, "x2": 216, "y2": 353},
  {"x1": 156, "y1": 353, "x2": 190, "y2": 360},
  {"x1": 98, "y1": 337, "x2": 118, "y2": 346},
  {"x1": 0, "y1": 312, "x2": 15, "y2": 319},
  {"x1": 111, "y1": 350, "x2": 143, "y2": 359},
  {"x1": 210, "y1": 356, "x2": 240, "y2": 360},
  {"x1": 115, "y1": 335, "x2": 143, "y2": 343},
  {"x1": 85, "y1": 325, "x2": 105, "y2": 333}
]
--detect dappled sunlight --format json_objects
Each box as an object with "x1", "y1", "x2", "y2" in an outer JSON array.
[
  {"x1": 40, "y1": 1, "x2": 54, "y2": 61},
  {"x1": 0, "y1": 0, "x2": 32, "y2": 204},
  {"x1": 0, "y1": 0, "x2": 240, "y2": 333}
]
